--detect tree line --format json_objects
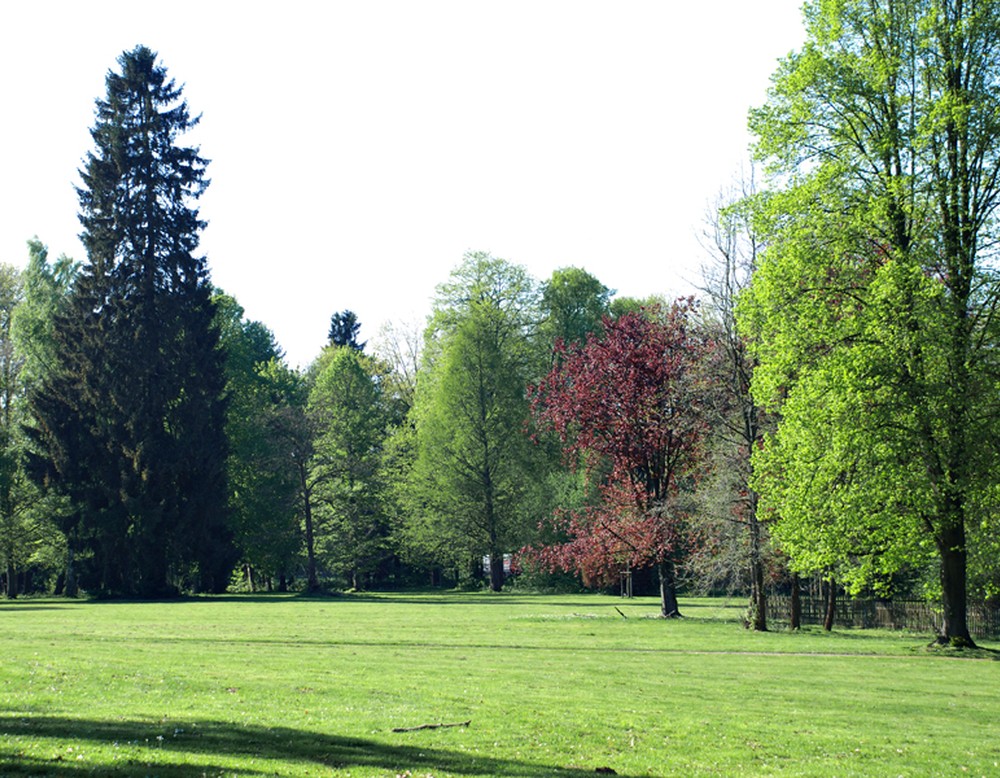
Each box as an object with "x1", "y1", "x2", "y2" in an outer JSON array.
[{"x1": 7, "y1": 0, "x2": 1000, "y2": 648}]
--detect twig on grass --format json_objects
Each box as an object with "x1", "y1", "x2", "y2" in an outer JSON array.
[{"x1": 391, "y1": 720, "x2": 471, "y2": 732}]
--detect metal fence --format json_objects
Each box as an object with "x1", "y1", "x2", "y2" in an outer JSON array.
[{"x1": 765, "y1": 595, "x2": 1000, "y2": 639}]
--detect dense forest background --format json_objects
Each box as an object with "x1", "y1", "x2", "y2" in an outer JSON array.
[{"x1": 7, "y1": 0, "x2": 1000, "y2": 648}]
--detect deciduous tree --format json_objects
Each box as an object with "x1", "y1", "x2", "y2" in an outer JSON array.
[
  {"x1": 539, "y1": 266, "x2": 612, "y2": 352},
  {"x1": 0, "y1": 262, "x2": 44, "y2": 596},
  {"x1": 308, "y1": 345, "x2": 392, "y2": 589},
  {"x1": 215, "y1": 293, "x2": 301, "y2": 591},
  {"x1": 696, "y1": 171, "x2": 771, "y2": 630},
  {"x1": 743, "y1": 0, "x2": 1000, "y2": 645},
  {"x1": 530, "y1": 303, "x2": 710, "y2": 617},
  {"x1": 406, "y1": 252, "x2": 542, "y2": 591}
]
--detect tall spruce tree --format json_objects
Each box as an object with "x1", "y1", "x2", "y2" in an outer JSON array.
[{"x1": 27, "y1": 46, "x2": 232, "y2": 596}]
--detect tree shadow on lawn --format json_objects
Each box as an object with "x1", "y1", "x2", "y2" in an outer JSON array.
[{"x1": 0, "y1": 715, "x2": 643, "y2": 777}]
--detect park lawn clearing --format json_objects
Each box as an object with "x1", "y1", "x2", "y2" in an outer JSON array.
[{"x1": 0, "y1": 592, "x2": 997, "y2": 776}]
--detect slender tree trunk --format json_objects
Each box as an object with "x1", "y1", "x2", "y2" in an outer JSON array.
[
  {"x1": 790, "y1": 572, "x2": 801, "y2": 630},
  {"x1": 65, "y1": 545, "x2": 78, "y2": 598},
  {"x1": 747, "y1": 490, "x2": 767, "y2": 631},
  {"x1": 298, "y1": 463, "x2": 319, "y2": 592},
  {"x1": 823, "y1": 577, "x2": 837, "y2": 632},
  {"x1": 4, "y1": 562, "x2": 13, "y2": 599},
  {"x1": 658, "y1": 557, "x2": 681, "y2": 618},
  {"x1": 483, "y1": 457, "x2": 503, "y2": 592}
]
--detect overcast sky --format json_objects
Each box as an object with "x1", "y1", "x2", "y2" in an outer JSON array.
[{"x1": 1, "y1": 1, "x2": 805, "y2": 368}]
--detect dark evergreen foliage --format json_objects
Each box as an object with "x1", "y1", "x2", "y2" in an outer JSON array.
[
  {"x1": 25, "y1": 45, "x2": 232, "y2": 597},
  {"x1": 328, "y1": 310, "x2": 365, "y2": 351}
]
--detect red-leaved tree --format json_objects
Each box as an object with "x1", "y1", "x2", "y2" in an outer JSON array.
[{"x1": 527, "y1": 302, "x2": 709, "y2": 617}]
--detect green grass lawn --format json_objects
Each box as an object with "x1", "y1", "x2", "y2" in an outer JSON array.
[{"x1": 0, "y1": 592, "x2": 997, "y2": 777}]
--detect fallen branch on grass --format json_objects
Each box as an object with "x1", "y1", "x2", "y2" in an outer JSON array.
[{"x1": 391, "y1": 720, "x2": 471, "y2": 732}]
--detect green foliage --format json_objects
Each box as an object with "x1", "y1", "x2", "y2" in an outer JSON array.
[
  {"x1": 215, "y1": 293, "x2": 301, "y2": 588},
  {"x1": 26, "y1": 46, "x2": 232, "y2": 596},
  {"x1": 742, "y1": 0, "x2": 1000, "y2": 640},
  {"x1": 539, "y1": 266, "x2": 612, "y2": 349},
  {"x1": 307, "y1": 345, "x2": 393, "y2": 589},
  {"x1": 608, "y1": 294, "x2": 666, "y2": 320},
  {"x1": 12, "y1": 240, "x2": 77, "y2": 386},
  {"x1": 328, "y1": 309, "x2": 365, "y2": 350},
  {"x1": 0, "y1": 260, "x2": 64, "y2": 596},
  {"x1": 404, "y1": 252, "x2": 544, "y2": 590}
]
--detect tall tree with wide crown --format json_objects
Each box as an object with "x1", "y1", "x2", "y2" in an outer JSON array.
[{"x1": 742, "y1": 0, "x2": 1000, "y2": 645}]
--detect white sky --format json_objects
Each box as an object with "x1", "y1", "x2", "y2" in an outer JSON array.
[{"x1": 0, "y1": 1, "x2": 805, "y2": 369}]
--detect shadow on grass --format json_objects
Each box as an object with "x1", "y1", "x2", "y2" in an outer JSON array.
[{"x1": 0, "y1": 715, "x2": 641, "y2": 777}]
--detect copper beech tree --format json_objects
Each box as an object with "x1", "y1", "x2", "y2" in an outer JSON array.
[{"x1": 527, "y1": 302, "x2": 710, "y2": 617}]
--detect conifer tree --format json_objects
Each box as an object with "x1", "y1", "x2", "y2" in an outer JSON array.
[
  {"x1": 328, "y1": 310, "x2": 365, "y2": 351},
  {"x1": 27, "y1": 46, "x2": 231, "y2": 596}
]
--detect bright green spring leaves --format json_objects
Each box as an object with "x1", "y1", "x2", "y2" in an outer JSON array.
[
  {"x1": 741, "y1": 0, "x2": 1000, "y2": 603},
  {"x1": 745, "y1": 240, "x2": 950, "y2": 592}
]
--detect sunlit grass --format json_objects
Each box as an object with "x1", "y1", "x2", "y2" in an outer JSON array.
[{"x1": 0, "y1": 592, "x2": 997, "y2": 776}]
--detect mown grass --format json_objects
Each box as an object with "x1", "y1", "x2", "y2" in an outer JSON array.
[{"x1": 0, "y1": 592, "x2": 997, "y2": 776}]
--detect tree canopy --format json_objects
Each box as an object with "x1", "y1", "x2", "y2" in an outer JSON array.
[
  {"x1": 742, "y1": 0, "x2": 1000, "y2": 644},
  {"x1": 530, "y1": 303, "x2": 710, "y2": 616},
  {"x1": 405, "y1": 252, "x2": 542, "y2": 591},
  {"x1": 26, "y1": 46, "x2": 231, "y2": 596}
]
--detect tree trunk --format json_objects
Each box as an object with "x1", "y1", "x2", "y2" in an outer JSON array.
[
  {"x1": 790, "y1": 572, "x2": 801, "y2": 630},
  {"x1": 489, "y1": 553, "x2": 505, "y2": 592},
  {"x1": 65, "y1": 545, "x2": 78, "y2": 598},
  {"x1": 823, "y1": 576, "x2": 837, "y2": 632},
  {"x1": 937, "y1": 521, "x2": 975, "y2": 647},
  {"x1": 658, "y1": 558, "x2": 681, "y2": 618},
  {"x1": 747, "y1": 490, "x2": 767, "y2": 631},
  {"x1": 298, "y1": 463, "x2": 319, "y2": 592}
]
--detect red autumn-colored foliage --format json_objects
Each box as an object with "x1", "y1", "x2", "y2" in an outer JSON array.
[{"x1": 524, "y1": 302, "x2": 710, "y2": 585}]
